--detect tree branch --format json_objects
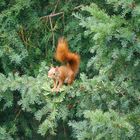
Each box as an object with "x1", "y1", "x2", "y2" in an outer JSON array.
[
  {"x1": 40, "y1": 4, "x2": 83, "y2": 20},
  {"x1": 40, "y1": 12, "x2": 64, "y2": 19}
]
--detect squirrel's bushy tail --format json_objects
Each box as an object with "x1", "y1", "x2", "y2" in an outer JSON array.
[{"x1": 55, "y1": 37, "x2": 80, "y2": 75}]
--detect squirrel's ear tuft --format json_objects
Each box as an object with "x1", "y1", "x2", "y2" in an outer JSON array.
[{"x1": 55, "y1": 66, "x2": 59, "y2": 71}]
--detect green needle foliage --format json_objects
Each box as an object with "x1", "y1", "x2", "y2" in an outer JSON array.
[{"x1": 0, "y1": 0, "x2": 140, "y2": 140}]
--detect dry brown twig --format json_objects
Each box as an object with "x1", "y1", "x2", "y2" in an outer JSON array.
[
  {"x1": 49, "y1": 16, "x2": 55, "y2": 49},
  {"x1": 40, "y1": 4, "x2": 83, "y2": 19},
  {"x1": 40, "y1": 12, "x2": 64, "y2": 20},
  {"x1": 18, "y1": 26, "x2": 29, "y2": 47},
  {"x1": 39, "y1": 4, "x2": 83, "y2": 51}
]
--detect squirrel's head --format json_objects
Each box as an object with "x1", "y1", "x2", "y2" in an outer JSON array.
[{"x1": 48, "y1": 66, "x2": 59, "y2": 78}]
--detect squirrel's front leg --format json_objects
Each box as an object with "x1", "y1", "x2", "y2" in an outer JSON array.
[
  {"x1": 52, "y1": 79, "x2": 58, "y2": 92},
  {"x1": 55, "y1": 80, "x2": 63, "y2": 92}
]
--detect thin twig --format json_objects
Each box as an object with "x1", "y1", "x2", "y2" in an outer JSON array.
[
  {"x1": 40, "y1": 4, "x2": 83, "y2": 52},
  {"x1": 14, "y1": 109, "x2": 22, "y2": 122},
  {"x1": 18, "y1": 27, "x2": 28, "y2": 47},
  {"x1": 40, "y1": 12, "x2": 64, "y2": 19},
  {"x1": 49, "y1": 16, "x2": 55, "y2": 49},
  {"x1": 53, "y1": 0, "x2": 60, "y2": 14},
  {"x1": 73, "y1": 5, "x2": 83, "y2": 10},
  {"x1": 62, "y1": 12, "x2": 65, "y2": 33},
  {"x1": 40, "y1": 4, "x2": 83, "y2": 20}
]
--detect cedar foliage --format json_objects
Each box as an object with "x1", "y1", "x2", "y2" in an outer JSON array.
[{"x1": 0, "y1": 0, "x2": 140, "y2": 139}]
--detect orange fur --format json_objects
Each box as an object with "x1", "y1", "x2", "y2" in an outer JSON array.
[
  {"x1": 55, "y1": 37, "x2": 80, "y2": 76},
  {"x1": 48, "y1": 37, "x2": 80, "y2": 92}
]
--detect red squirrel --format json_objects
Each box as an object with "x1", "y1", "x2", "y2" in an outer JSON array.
[{"x1": 48, "y1": 37, "x2": 80, "y2": 92}]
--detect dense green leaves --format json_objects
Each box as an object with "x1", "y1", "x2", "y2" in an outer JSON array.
[
  {"x1": 0, "y1": 0, "x2": 140, "y2": 139},
  {"x1": 69, "y1": 110, "x2": 134, "y2": 140}
]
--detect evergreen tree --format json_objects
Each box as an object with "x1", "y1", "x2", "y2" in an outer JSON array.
[{"x1": 0, "y1": 0, "x2": 140, "y2": 139}]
